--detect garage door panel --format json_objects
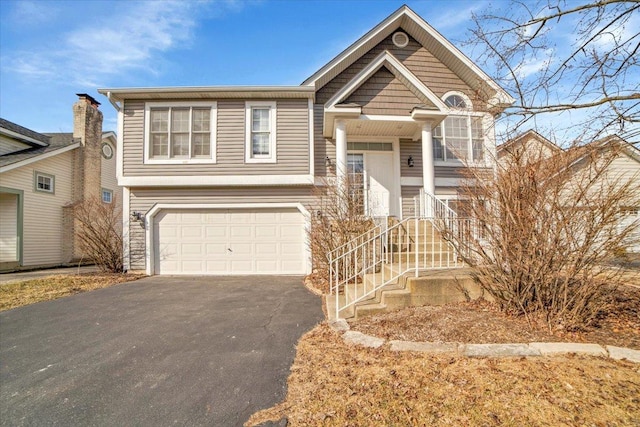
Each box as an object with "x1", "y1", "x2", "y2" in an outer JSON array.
[{"x1": 154, "y1": 208, "x2": 306, "y2": 275}]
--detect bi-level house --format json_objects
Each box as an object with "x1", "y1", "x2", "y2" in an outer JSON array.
[{"x1": 98, "y1": 5, "x2": 513, "y2": 277}]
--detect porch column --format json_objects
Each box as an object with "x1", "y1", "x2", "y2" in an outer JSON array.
[
  {"x1": 421, "y1": 121, "x2": 435, "y2": 195},
  {"x1": 335, "y1": 119, "x2": 348, "y2": 183}
]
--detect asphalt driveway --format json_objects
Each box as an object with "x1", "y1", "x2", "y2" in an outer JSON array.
[{"x1": 0, "y1": 275, "x2": 323, "y2": 426}]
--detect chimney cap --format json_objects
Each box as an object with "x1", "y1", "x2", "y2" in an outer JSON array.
[{"x1": 76, "y1": 93, "x2": 101, "y2": 107}]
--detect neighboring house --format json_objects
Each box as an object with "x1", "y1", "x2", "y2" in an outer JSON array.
[
  {"x1": 0, "y1": 94, "x2": 120, "y2": 271},
  {"x1": 499, "y1": 131, "x2": 640, "y2": 253},
  {"x1": 98, "y1": 5, "x2": 514, "y2": 276}
]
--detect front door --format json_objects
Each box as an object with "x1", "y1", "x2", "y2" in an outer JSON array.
[{"x1": 347, "y1": 152, "x2": 397, "y2": 217}]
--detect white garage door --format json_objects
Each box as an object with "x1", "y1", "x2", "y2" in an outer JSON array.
[{"x1": 153, "y1": 208, "x2": 306, "y2": 275}]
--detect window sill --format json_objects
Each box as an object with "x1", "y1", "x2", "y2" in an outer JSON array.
[
  {"x1": 144, "y1": 158, "x2": 217, "y2": 165},
  {"x1": 245, "y1": 157, "x2": 277, "y2": 164}
]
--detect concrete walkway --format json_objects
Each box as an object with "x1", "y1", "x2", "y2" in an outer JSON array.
[
  {"x1": 0, "y1": 265, "x2": 98, "y2": 284},
  {"x1": 331, "y1": 320, "x2": 640, "y2": 363}
]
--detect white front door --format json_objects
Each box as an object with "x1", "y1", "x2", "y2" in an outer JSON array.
[
  {"x1": 347, "y1": 151, "x2": 398, "y2": 217},
  {"x1": 366, "y1": 152, "x2": 394, "y2": 217}
]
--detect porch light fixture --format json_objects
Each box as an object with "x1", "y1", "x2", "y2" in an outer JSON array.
[
  {"x1": 325, "y1": 156, "x2": 331, "y2": 167},
  {"x1": 407, "y1": 156, "x2": 414, "y2": 167},
  {"x1": 131, "y1": 211, "x2": 144, "y2": 222}
]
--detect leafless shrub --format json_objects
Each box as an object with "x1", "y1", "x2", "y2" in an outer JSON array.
[
  {"x1": 74, "y1": 196, "x2": 123, "y2": 273},
  {"x1": 309, "y1": 177, "x2": 375, "y2": 288},
  {"x1": 446, "y1": 139, "x2": 639, "y2": 330}
]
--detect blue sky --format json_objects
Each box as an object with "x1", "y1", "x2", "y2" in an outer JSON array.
[
  {"x1": 0, "y1": 0, "x2": 489, "y2": 133},
  {"x1": 0, "y1": 0, "x2": 637, "y2": 145}
]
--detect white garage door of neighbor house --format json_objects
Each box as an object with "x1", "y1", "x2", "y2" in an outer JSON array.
[{"x1": 154, "y1": 208, "x2": 306, "y2": 275}]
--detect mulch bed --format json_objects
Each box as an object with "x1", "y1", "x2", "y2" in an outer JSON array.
[{"x1": 351, "y1": 285, "x2": 640, "y2": 350}]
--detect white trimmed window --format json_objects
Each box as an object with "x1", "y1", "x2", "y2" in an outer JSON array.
[
  {"x1": 34, "y1": 171, "x2": 54, "y2": 194},
  {"x1": 102, "y1": 188, "x2": 113, "y2": 204},
  {"x1": 434, "y1": 93, "x2": 484, "y2": 162},
  {"x1": 245, "y1": 101, "x2": 276, "y2": 163},
  {"x1": 144, "y1": 102, "x2": 217, "y2": 163}
]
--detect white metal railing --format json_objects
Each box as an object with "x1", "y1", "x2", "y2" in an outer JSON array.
[{"x1": 328, "y1": 190, "x2": 483, "y2": 319}]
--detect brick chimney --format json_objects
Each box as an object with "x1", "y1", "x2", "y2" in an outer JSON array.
[
  {"x1": 72, "y1": 93, "x2": 103, "y2": 203},
  {"x1": 64, "y1": 94, "x2": 104, "y2": 263}
]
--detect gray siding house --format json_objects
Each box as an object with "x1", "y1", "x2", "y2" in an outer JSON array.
[{"x1": 98, "y1": 5, "x2": 513, "y2": 276}]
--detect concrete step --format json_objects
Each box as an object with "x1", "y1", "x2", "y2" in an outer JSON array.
[
  {"x1": 354, "y1": 301, "x2": 389, "y2": 319},
  {"x1": 344, "y1": 273, "x2": 402, "y2": 305}
]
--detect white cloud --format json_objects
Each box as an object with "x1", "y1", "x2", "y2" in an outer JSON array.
[
  {"x1": 1, "y1": 0, "x2": 247, "y2": 87},
  {"x1": 429, "y1": 1, "x2": 487, "y2": 31}
]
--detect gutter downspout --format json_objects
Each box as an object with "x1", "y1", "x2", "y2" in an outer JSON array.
[{"x1": 106, "y1": 91, "x2": 121, "y2": 112}]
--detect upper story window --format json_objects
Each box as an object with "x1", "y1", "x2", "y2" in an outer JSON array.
[
  {"x1": 245, "y1": 101, "x2": 276, "y2": 163},
  {"x1": 434, "y1": 92, "x2": 484, "y2": 162},
  {"x1": 144, "y1": 101, "x2": 217, "y2": 163},
  {"x1": 34, "y1": 171, "x2": 54, "y2": 194}
]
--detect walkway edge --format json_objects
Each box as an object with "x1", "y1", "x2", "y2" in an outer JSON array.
[{"x1": 328, "y1": 320, "x2": 640, "y2": 363}]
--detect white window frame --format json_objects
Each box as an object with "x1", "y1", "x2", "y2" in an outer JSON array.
[
  {"x1": 144, "y1": 101, "x2": 217, "y2": 164},
  {"x1": 434, "y1": 92, "x2": 487, "y2": 165},
  {"x1": 245, "y1": 101, "x2": 277, "y2": 164},
  {"x1": 34, "y1": 171, "x2": 55, "y2": 194},
  {"x1": 102, "y1": 188, "x2": 113, "y2": 204}
]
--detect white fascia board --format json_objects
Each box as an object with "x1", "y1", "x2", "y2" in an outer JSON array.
[
  {"x1": 0, "y1": 143, "x2": 80, "y2": 173},
  {"x1": 324, "y1": 51, "x2": 448, "y2": 112},
  {"x1": 122, "y1": 186, "x2": 131, "y2": 271},
  {"x1": 116, "y1": 107, "x2": 124, "y2": 181},
  {"x1": 0, "y1": 128, "x2": 49, "y2": 147},
  {"x1": 308, "y1": 99, "x2": 315, "y2": 176},
  {"x1": 118, "y1": 174, "x2": 315, "y2": 187},
  {"x1": 402, "y1": 8, "x2": 514, "y2": 106},
  {"x1": 400, "y1": 177, "x2": 423, "y2": 186},
  {"x1": 302, "y1": 5, "x2": 407, "y2": 86},
  {"x1": 400, "y1": 177, "x2": 463, "y2": 187},
  {"x1": 98, "y1": 86, "x2": 315, "y2": 101}
]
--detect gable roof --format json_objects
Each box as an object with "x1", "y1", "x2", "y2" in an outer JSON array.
[
  {"x1": 0, "y1": 133, "x2": 79, "y2": 171},
  {"x1": 498, "y1": 130, "x2": 562, "y2": 155},
  {"x1": 303, "y1": 5, "x2": 514, "y2": 109},
  {"x1": 324, "y1": 50, "x2": 448, "y2": 112},
  {"x1": 0, "y1": 118, "x2": 50, "y2": 148}
]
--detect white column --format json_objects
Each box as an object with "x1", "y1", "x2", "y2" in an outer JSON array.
[
  {"x1": 421, "y1": 121, "x2": 435, "y2": 195},
  {"x1": 335, "y1": 119, "x2": 347, "y2": 183}
]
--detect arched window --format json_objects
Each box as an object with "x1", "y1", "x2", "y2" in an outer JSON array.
[
  {"x1": 434, "y1": 93, "x2": 483, "y2": 162},
  {"x1": 444, "y1": 94, "x2": 467, "y2": 109}
]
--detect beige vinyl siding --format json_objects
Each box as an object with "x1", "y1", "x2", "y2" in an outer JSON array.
[
  {"x1": 0, "y1": 150, "x2": 74, "y2": 266},
  {"x1": 317, "y1": 31, "x2": 478, "y2": 108},
  {"x1": 122, "y1": 99, "x2": 310, "y2": 177},
  {"x1": 101, "y1": 143, "x2": 122, "y2": 234},
  {"x1": 0, "y1": 136, "x2": 31, "y2": 156},
  {"x1": 314, "y1": 104, "x2": 335, "y2": 177},
  {"x1": 128, "y1": 186, "x2": 318, "y2": 270},
  {"x1": 401, "y1": 186, "x2": 421, "y2": 218},
  {"x1": 0, "y1": 193, "x2": 18, "y2": 262},
  {"x1": 400, "y1": 139, "x2": 422, "y2": 177},
  {"x1": 344, "y1": 67, "x2": 425, "y2": 116},
  {"x1": 434, "y1": 166, "x2": 467, "y2": 179}
]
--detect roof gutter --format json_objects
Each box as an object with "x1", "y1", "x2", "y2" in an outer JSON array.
[{"x1": 106, "y1": 91, "x2": 121, "y2": 112}]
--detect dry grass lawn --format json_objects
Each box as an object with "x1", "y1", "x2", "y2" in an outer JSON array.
[
  {"x1": 247, "y1": 324, "x2": 640, "y2": 427},
  {"x1": 0, "y1": 273, "x2": 142, "y2": 311}
]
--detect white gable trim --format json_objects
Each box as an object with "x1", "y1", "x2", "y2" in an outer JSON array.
[
  {"x1": 324, "y1": 50, "x2": 449, "y2": 112},
  {"x1": 303, "y1": 5, "x2": 513, "y2": 107},
  {"x1": 0, "y1": 143, "x2": 80, "y2": 173}
]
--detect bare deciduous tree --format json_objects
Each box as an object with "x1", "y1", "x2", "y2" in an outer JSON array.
[
  {"x1": 308, "y1": 177, "x2": 375, "y2": 292},
  {"x1": 74, "y1": 196, "x2": 123, "y2": 273},
  {"x1": 446, "y1": 140, "x2": 639, "y2": 330},
  {"x1": 468, "y1": 0, "x2": 640, "y2": 144}
]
